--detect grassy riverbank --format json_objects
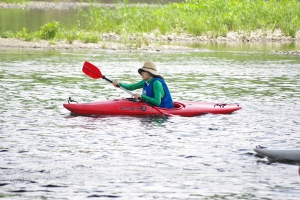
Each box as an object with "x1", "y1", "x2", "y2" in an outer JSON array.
[
  {"x1": 83, "y1": 0, "x2": 300, "y2": 37},
  {"x1": 1, "y1": 0, "x2": 300, "y2": 46}
]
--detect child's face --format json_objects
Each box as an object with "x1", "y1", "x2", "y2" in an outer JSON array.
[{"x1": 141, "y1": 71, "x2": 152, "y2": 81}]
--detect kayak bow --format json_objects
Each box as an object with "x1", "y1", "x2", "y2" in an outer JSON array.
[{"x1": 254, "y1": 146, "x2": 300, "y2": 161}]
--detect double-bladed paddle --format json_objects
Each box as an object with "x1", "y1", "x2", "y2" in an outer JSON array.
[
  {"x1": 82, "y1": 61, "x2": 172, "y2": 116},
  {"x1": 82, "y1": 61, "x2": 134, "y2": 95}
]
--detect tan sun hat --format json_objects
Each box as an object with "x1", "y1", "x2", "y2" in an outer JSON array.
[{"x1": 138, "y1": 61, "x2": 159, "y2": 76}]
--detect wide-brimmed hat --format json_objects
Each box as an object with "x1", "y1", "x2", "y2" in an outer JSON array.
[{"x1": 138, "y1": 61, "x2": 159, "y2": 76}]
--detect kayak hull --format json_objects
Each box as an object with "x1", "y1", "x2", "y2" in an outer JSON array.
[
  {"x1": 254, "y1": 148, "x2": 300, "y2": 161},
  {"x1": 63, "y1": 98, "x2": 241, "y2": 117}
]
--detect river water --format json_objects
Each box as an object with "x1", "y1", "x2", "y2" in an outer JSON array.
[{"x1": 0, "y1": 46, "x2": 300, "y2": 199}]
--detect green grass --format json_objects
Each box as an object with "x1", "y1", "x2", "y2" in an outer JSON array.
[
  {"x1": 1, "y1": 0, "x2": 300, "y2": 45},
  {"x1": 81, "y1": 0, "x2": 300, "y2": 37}
]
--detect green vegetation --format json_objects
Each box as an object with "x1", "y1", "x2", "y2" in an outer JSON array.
[
  {"x1": 3, "y1": 21, "x2": 61, "y2": 42},
  {"x1": 40, "y1": 21, "x2": 60, "y2": 40},
  {"x1": 2, "y1": 20, "x2": 100, "y2": 44},
  {"x1": 15, "y1": 28, "x2": 35, "y2": 41},
  {"x1": 1, "y1": 0, "x2": 300, "y2": 46},
  {"x1": 81, "y1": 0, "x2": 300, "y2": 37}
]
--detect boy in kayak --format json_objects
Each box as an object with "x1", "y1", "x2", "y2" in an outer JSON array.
[{"x1": 112, "y1": 61, "x2": 174, "y2": 109}]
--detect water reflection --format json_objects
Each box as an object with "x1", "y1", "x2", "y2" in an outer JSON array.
[
  {"x1": 0, "y1": 8, "x2": 84, "y2": 33},
  {"x1": 139, "y1": 115, "x2": 170, "y2": 127},
  {"x1": 165, "y1": 41, "x2": 300, "y2": 52},
  {"x1": 33, "y1": 0, "x2": 183, "y2": 4}
]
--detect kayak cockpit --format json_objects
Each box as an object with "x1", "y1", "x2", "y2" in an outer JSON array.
[
  {"x1": 123, "y1": 98, "x2": 185, "y2": 110},
  {"x1": 173, "y1": 102, "x2": 185, "y2": 109}
]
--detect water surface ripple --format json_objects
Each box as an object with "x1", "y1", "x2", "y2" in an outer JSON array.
[{"x1": 0, "y1": 49, "x2": 300, "y2": 199}]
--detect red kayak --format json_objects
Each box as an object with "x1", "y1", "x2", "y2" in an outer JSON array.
[
  {"x1": 63, "y1": 98, "x2": 242, "y2": 117},
  {"x1": 65, "y1": 62, "x2": 242, "y2": 117}
]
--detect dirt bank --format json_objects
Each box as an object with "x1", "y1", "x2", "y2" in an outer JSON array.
[{"x1": 0, "y1": 38, "x2": 195, "y2": 51}]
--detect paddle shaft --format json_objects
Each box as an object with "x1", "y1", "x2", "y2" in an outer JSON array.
[{"x1": 103, "y1": 76, "x2": 134, "y2": 96}]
